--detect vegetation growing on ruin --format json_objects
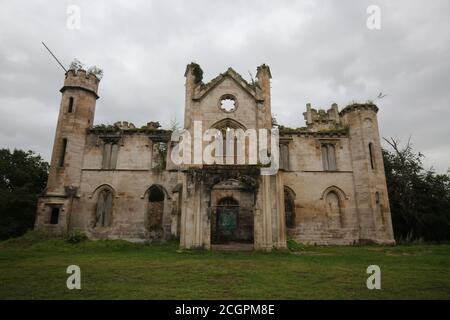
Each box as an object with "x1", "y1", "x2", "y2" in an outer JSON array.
[{"x1": 190, "y1": 62, "x2": 203, "y2": 84}]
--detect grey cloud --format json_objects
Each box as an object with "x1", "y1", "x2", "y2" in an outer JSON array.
[{"x1": 0, "y1": 0, "x2": 449, "y2": 172}]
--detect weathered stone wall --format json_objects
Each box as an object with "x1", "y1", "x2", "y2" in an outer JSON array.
[{"x1": 36, "y1": 63, "x2": 394, "y2": 248}]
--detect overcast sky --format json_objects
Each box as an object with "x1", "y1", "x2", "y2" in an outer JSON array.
[{"x1": 0, "y1": 0, "x2": 449, "y2": 172}]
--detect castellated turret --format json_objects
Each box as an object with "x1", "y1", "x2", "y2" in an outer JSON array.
[
  {"x1": 339, "y1": 103, "x2": 395, "y2": 242},
  {"x1": 35, "y1": 61, "x2": 102, "y2": 234}
]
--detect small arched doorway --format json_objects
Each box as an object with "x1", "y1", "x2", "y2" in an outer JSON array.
[
  {"x1": 284, "y1": 187, "x2": 296, "y2": 228},
  {"x1": 212, "y1": 197, "x2": 240, "y2": 244},
  {"x1": 147, "y1": 185, "x2": 165, "y2": 233}
]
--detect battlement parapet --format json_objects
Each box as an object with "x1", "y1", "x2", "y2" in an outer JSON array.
[
  {"x1": 339, "y1": 103, "x2": 378, "y2": 116},
  {"x1": 61, "y1": 59, "x2": 102, "y2": 98}
]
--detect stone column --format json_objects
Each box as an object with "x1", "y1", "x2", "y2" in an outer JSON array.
[
  {"x1": 274, "y1": 173, "x2": 287, "y2": 249},
  {"x1": 254, "y1": 175, "x2": 273, "y2": 250}
]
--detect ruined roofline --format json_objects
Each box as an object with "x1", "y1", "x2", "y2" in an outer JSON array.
[
  {"x1": 279, "y1": 127, "x2": 349, "y2": 137},
  {"x1": 88, "y1": 121, "x2": 172, "y2": 140},
  {"x1": 339, "y1": 102, "x2": 379, "y2": 116},
  {"x1": 195, "y1": 67, "x2": 258, "y2": 100},
  {"x1": 279, "y1": 101, "x2": 379, "y2": 136},
  {"x1": 185, "y1": 62, "x2": 271, "y2": 101}
]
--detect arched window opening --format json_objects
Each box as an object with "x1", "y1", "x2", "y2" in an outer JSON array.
[
  {"x1": 326, "y1": 191, "x2": 343, "y2": 229},
  {"x1": 95, "y1": 189, "x2": 113, "y2": 227},
  {"x1": 284, "y1": 187, "x2": 295, "y2": 228},
  {"x1": 211, "y1": 119, "x2": 247, "y2": 165},
  {"x1": 222, "y1": 127, "x2": 239, "y2": 164}
]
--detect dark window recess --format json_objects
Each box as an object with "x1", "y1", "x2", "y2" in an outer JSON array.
[
  {"x1": 284, "y1": 188, "x2": 295, "y2": 228},
  {"x1": 68, "y1": 97, "x2": 74, "y2": 113},
  {"x1": 59, "y1": 138, "x2": 67, "y2": 167},
  {"x1": 369, "y1": 143, "x2": 375, "y2": 170},
  {"x1": 149, "y1": 186, "x2": 165, "y2": 202},
  {"x1": 50, "y1": 207, "x2": 60, "y2": 224}
]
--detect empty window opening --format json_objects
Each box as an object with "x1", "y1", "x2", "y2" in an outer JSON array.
[
  {"x1": 284, "y1": 187, "x2": 295, "y2": 228},
  {"x1": 220, "y1": 97, "x2": 236, "y2": 112},
  {"x1": 95, "y1": 189, "x2": 113, "y2": 227},
  {"x1": 152, "y1": 142, "x2": 168, "y2": 169},
  {"x1": 50, "y1": 207, "x2": 60, "y2": 224},
  {"x1": 59, "y1": 138, "x2": 67, "y2": 167}
]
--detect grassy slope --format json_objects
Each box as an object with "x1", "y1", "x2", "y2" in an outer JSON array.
[{"x1": 0, "y1": 236, "x2": 449, "y2": 300}]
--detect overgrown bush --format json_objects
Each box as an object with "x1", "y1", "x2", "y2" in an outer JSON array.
[
  {"x1": 287, "y1": 238, "x2": 303, "y2": 251},
  {"x1": 65, "y1": 230, "x2": 88, "y2": 244}
]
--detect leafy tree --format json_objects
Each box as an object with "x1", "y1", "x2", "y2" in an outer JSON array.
[
  {"x1": 0, "y1": 149, "x2": 49, "y2": 240},
  {"x1": 382, "y1": 138, "x2": 450, "y2": 242}
]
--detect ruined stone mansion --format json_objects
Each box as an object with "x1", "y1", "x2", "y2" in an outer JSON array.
[{"x1": 34, "y1": 62, "x2": 395, "y2": 249}]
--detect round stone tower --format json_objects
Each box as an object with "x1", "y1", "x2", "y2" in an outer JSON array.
[
  {"x1": 35, "y1": 64, "x2": 101, "y2": 234},
  {"x1": 340, "y1": 103, "x2": 395, "y2": 243}
]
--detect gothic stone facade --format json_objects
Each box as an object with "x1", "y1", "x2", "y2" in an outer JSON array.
[{"x1": 34, "y1": 63, "x2": 395, "y2": 249}]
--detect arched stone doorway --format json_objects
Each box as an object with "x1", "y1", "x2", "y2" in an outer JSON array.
[
  {"x1": 212, "y1": 197, "x2": 239, "y2": 243},
  {"x1": 210, "y1": 179, "x2": 254, "y2": 245}
]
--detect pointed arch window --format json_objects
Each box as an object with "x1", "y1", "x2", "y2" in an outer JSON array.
[
  {"x1": 284, "y1": 187, "x2": 296, "y2": 228},
  {"x1": 325, "y1": 191, "x2": 343, "y2": 228},
  {"x1": 95, "y1": 189, "x2": 113, "y2": 227},
  {"x1": 211, "y1": 118, "x2": 247, "y2": 165}
]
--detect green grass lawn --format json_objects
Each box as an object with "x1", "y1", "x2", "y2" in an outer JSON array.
[{"x1": 0, "y1": 233, "x2": 449, "y2": 299}]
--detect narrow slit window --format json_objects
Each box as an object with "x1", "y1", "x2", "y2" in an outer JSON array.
[
  {"x1": 68, "y1": 97, "x2": 74, "y2": 113},
  {"x1": 59, "y1": 138, "x2": 67, "y2": 167},
  {"x1": 369, "y1": 143, "x2": 375, "y2": 170}
]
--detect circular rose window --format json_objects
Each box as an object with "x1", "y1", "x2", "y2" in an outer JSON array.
[{"x1": 219, "y1": 95, "x2": 237, "y2": 112}]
